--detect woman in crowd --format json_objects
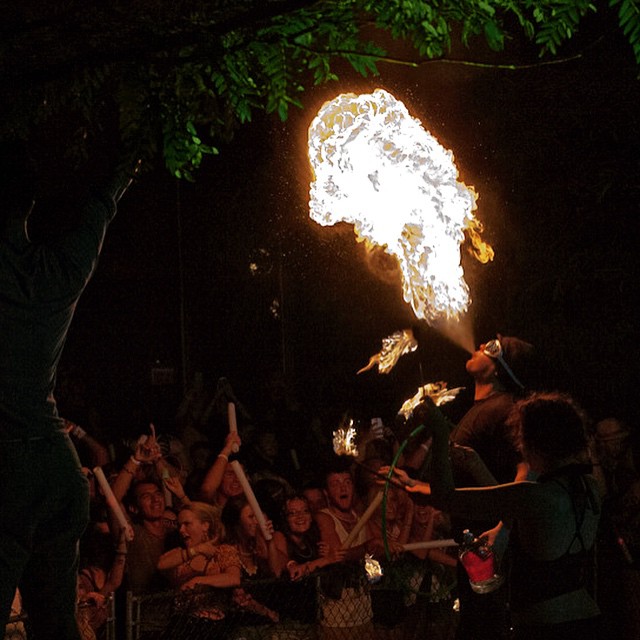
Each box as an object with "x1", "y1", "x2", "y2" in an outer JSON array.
[
  {"x1": 156, "y1": 501, "x2": 242, "y2": 639},
  {"x1": 272, "y1": 493, "x2": 345, "y2": 625},
  {"x1": 222, "y1": 494, "x2": 284, "y2": 623},
  {"x1": 278, "y1": 494, "x2": 344, "y2": 579},
  {"x1": 77, "y1": 527, "x2": 128, "y2": 640},
  {"x1": 397, "y1": 391, "x2": 601, "y2": 640}
]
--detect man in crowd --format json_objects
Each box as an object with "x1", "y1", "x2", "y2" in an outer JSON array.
[{"x1": 315, "y1": 460, "x2": 373, "y2": 640}]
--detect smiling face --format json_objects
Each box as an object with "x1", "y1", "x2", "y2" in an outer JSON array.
[
  {"x1": 178, "y1": 509, "x2": 210, "y2": 547},
  {"x1": 325, "y1": 472, "x2": 354, "y2": 513},
  {"x1": 133, "y1": 482, "x2": 165, "y2": 521},
  {"x1": 285, "y1": 497, "x2": 312, "y2": 535},
  {"x1": 239, "y1": 504, "x2": 258, "y2": 538}
]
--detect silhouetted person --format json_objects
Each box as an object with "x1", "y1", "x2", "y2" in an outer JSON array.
[{"x1": 0, "y1": 140, "x2": 136, "y2": 640}]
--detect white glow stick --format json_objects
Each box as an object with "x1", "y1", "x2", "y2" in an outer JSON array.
[
  {"x1": 230, "y1": 460, "x2": 272, "y2": 540},
  {"x1": 228, "y1": 402, "x2": 239, "y2": 453},
  {"x1": 93, "y1": 466, "x2": 134, "y2": 541},
  {"x1": 402, "y1": 539, "x2": 458, "y2": 551},
  {"x1": 342, "y1": 491, "x2": 383, "y2": 549}
]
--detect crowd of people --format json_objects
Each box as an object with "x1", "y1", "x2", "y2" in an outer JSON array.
[
  {"x1": 48, "y1": 391, "x2": 462, "y2": 640},
  {"x1": 1, "y1": 139, "x2": 637, "y2": 640},
  {"x1": 4, "y1": 338, "x2": 639, "y2": 640}
]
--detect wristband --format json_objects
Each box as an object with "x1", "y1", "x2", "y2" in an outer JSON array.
[
  {"x1": 130, "y1": 456, "x2": 142, "y2": 466},
  {"x1": 217, "y1": 453, "x2": 229, "y2": 462}
]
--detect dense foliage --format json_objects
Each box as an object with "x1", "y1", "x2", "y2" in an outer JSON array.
[{"x1": 2, "y1": 0, "x2": 638, "y2": 178}]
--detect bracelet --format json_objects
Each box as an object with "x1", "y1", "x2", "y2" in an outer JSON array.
[
  {"x1": 188, "y1": 547, "x2": 198, "y2": 559},
  {"x1": 419, "y1": 443, "x2": 430, "y2": 452},
  {"x1": 217, "y1": 453, "x2": 229, "y2": 462},
  {"x1": 130, "y1": 456, "x2": 142, "y2": 466}
]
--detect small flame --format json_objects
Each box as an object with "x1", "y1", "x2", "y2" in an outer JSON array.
[
  {"x1": 364, "y1": 554, "x2": 383, "y2": 583},
  {"x1": 398, "y1": 381, "x2": 465, "y2": 419},
  {"x1": 308, "y1": 89, "x2": 493, "y2": 323},
  {"x1": 358, "y1": 328, "x2": 418, "y2": 375},
  {"x1": 333, "y1": 421, "x2": 359, "y2": 457}
]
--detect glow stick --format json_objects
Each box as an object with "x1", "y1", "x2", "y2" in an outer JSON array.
[
  {"x1": 230, "y1": 460, "x2": 272, "y2": 541},
  {"x1": 342, "y1": 491, "x2": 383, "y2": 549},
  {"x1": 228, "y1": 402, "x2": 240, "y2": 453},
  {"x1": 402, "y1": 539, "x2": 457, "y2": 551},
  {"x1": 93, "y1": 466, "x2": 134, "y2": 541}
]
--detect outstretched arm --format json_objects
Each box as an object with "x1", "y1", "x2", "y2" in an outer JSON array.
[
  {"x1": 56, "y1": 159, "x2": 141, "y2": 287},
  {"x1": 198, "y1": 432, "x2": 241, "y2": 502}
]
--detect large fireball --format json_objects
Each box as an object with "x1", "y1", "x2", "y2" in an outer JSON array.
[{"x1": 308, "y1": 89, "x2": 493, "y2": 324}]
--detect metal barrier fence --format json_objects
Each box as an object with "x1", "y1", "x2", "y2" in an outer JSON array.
[
  {"x1": 3, "y1": 561, "x2": 457, "y2": 640},
  {"x1": 78, "y1": 594, "x2": 117, "y2": 640},
  {"x1": 125, "y1": 560, "x2": 458, "y2": 640}
]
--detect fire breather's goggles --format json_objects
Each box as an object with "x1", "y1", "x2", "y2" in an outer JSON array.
[{"x1": 482, "y1": 339, "x2": 525, "y2": 391}]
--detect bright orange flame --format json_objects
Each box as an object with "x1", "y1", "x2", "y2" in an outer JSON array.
[
  {"x1": 357, "y1": 328, "x2": 417, "y2": 375},
  {"x1": 397, "y1": 381, "x2": 465, "y2": 419},
  {"x1": 333, "y1": 423, "x2": 358, "y2": 457},
  {"x1": 308, "y1": 89, "x2": 493, "y2": 324}
]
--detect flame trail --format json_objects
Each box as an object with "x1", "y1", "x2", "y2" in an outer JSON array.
[
  {"x1": 357, "y1": 328, "x2": 418, "y2": 375},
  {"x1": 398, "y1": 381, "x2": 465, "y2": 419},
  {"x1": 308, "y1": 89, "x2": 493, "y2": 324}
]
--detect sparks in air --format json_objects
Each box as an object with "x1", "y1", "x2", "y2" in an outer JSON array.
[
  {"x1": 333, "y1": 421, "x2": 359, "y2": 458},
  {"x1": 398, "y1": 381, "x2": 465, "y2": 419},
  {"x1": 308, "y1": 89, "x2": 493, "y2": 324}
]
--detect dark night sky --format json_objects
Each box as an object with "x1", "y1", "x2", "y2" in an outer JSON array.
[{"x1": 47, "y1": 19, "x2": 640, "y2": 439}]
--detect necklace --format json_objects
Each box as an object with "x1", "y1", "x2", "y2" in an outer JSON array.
[
  {"x1": 237, "y1": 544, "x2": 258, "y2": 576},
  {"x1": 238, "y1": 552, "x2": 257, "y2": 576}
]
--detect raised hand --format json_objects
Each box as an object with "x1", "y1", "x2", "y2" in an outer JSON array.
[
  {"x1": 163, "y1": 475, "x2": 188, "y2": 502},
  {"x1": 134, "y1": 424, "x2": 162, "y2": 463}
]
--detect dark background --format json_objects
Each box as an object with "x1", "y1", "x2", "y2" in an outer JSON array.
[{"x1": 31, "y1": 19, "x2": 639, "y2": 442}]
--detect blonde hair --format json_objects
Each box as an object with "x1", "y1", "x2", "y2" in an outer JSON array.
[{"x1": 180, "y1": 501, "x2": 225, "y2": 542}]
